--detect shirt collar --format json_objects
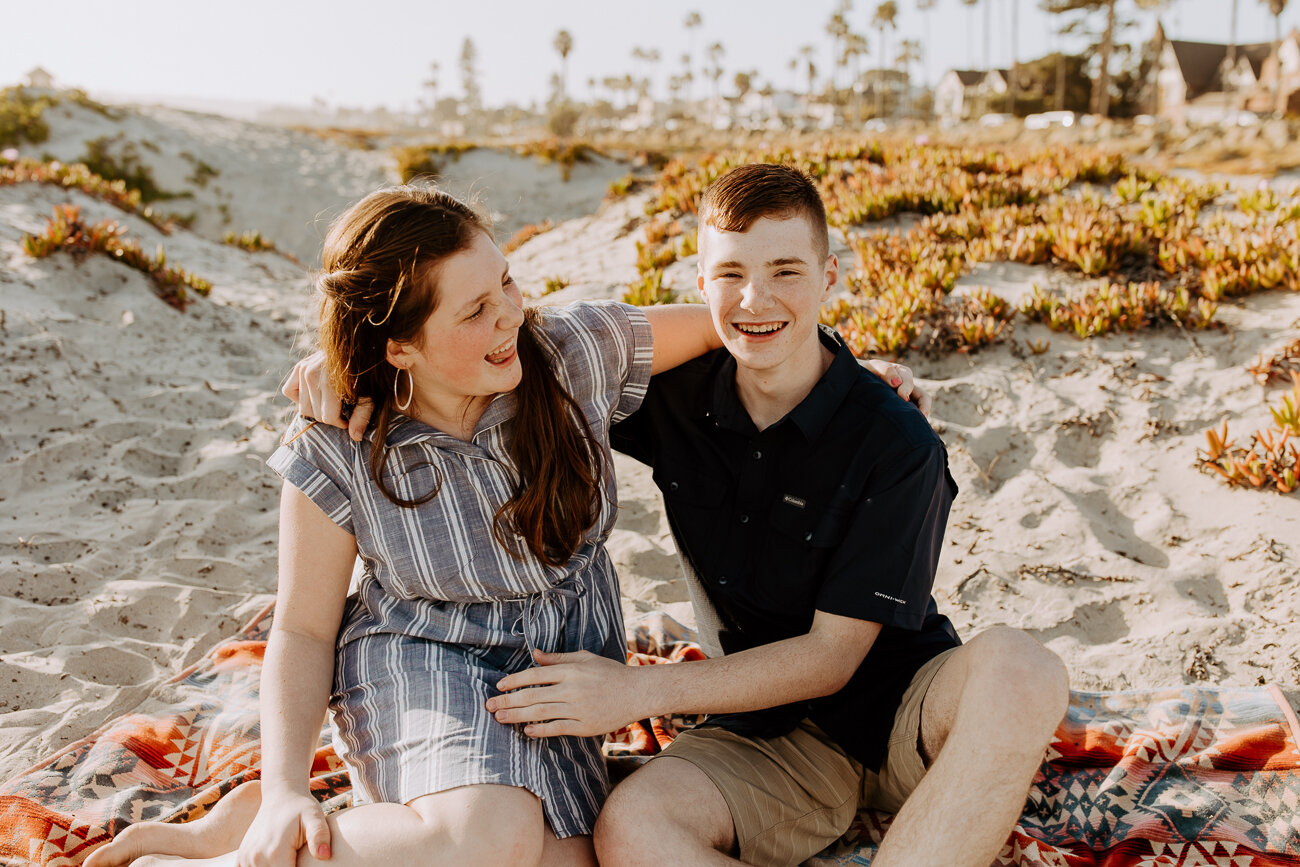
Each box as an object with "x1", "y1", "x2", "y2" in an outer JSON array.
[
  {"x1": 708, "y1": 325, "x2": 859, "y2": 442},
  {"x1": 364, "y1": 392, "x2": 516, "y2": 449}
]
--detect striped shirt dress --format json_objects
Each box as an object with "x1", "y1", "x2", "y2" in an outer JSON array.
[{"x1": 267, "y1": 301, "x2": 653, "y2": 837}]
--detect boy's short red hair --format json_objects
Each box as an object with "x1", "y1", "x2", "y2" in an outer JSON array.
[{"x1": 698, "y1": 164, "x2": 829, "y2": 260}]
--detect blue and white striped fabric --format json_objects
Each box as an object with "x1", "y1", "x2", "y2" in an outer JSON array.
[{"x1": 267, "y1": 301, "x2": 653, "y2": 837}]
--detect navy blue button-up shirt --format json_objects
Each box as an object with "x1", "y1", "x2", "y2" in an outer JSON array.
[{"x1": 612, "y1": 325, "x2": 960, "y2": 771}]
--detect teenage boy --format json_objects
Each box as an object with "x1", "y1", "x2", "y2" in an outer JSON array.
[{"x1": 486, "y1": 164, "x2": 1069, "y2": 867}]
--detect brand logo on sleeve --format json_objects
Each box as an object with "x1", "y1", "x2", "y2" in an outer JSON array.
[{"x1": 874, "y1": 592, "x2": 906, "y2": 605}]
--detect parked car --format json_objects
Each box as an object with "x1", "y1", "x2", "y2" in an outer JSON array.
[
  {"x1": 1024, "y1": 111, "x2": 1076, "y2": 130},
  {"x1": 979, "y1": 113, "x2": 1014, "y2": 127}
]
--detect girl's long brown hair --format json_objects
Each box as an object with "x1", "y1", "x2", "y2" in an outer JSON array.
[{"x1": 316, "y1": 186, "x2": 602, "y2": 568}]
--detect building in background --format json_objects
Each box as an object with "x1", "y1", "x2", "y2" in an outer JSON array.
[
  {"x1": 935, "y1": 69, "x2": 1008, "y2": 124},
  {"x1": 1148, "y1": 21, "x2": 1299, "y2": 124}
]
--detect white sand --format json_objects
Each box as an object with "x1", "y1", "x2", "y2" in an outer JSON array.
[{"x1": 1, "y1": 98, "x2": 1298, "y2": 784}]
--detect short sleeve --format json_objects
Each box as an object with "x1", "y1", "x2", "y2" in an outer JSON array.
[
  {"x1": 266, "y1": 415, "x2": 357, "y2": 535},
  {"x1": 814, "y1": 444, "x2": 955, "y2": 630},
  {"x1": 536, "y1": 301, "x2": 654, "y2": 425}
]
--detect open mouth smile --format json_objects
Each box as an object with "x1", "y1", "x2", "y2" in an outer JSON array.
[
  {"x1": 485, "y1": 337, "x2": 517, "y2": 365},
  {"x1": 733, "y1": 322, "x2": 786, "y2": 337}
]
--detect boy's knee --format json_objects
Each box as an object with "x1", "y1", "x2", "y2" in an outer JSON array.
[
  {"x1": 967, "y1": 627, "x2": 1070, "y2": 728},
  {"x1": 596, "y1": 759, "x2": 730, "y2": 865},
  {"x1": 594, "y1": 774, "x2": 656, "y2": 860}
]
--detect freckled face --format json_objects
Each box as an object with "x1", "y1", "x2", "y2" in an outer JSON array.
[
  {"x1": 398, "y1": 230, "x2": 526, "y2": 419},
  {"x1": 697, "y1": 215, "x2": 836, "y2": 375}
]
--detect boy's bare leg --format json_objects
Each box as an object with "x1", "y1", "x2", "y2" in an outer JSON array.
[{"x1": 871, "y1": 627, "x2": 1069, "y2": 867}]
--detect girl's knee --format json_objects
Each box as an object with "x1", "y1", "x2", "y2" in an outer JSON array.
[{"x1": 409, "y1": 785, "x2": 548, "y2": 867}]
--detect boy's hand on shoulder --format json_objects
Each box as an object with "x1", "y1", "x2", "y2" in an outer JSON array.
[
  {"x1": 487, "y1": 649, "x2": 647, "y2": 738},
  {"x1": 282, "y1": 350, "x2": 372, "y2": 441}
]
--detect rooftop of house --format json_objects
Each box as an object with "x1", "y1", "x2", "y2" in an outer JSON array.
[{"x1": 1166, "y1": 39, "x2": 1274, "y2": 94}]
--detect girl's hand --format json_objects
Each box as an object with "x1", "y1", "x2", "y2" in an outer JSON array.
[
  {"x1": 862, "y1": 358, "x2": 931, "y2": 417},
  {"x1": 237, "y1": 790, "x2": 332, "y2": 867}
]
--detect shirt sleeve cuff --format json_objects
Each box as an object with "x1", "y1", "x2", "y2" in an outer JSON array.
[
  {"x1": 267, "y1": 445, "x2": 355, "y2": 535},
  {"x1": 613, "y1": 303, "x2": 654, "y2": 423}
]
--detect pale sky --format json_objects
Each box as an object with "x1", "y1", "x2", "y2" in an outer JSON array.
[{"x1": 1, "y1": 0, "x2": 1292, "y2": 114}]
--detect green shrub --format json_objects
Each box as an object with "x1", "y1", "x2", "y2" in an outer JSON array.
[
  {"x1": 0, "y1": 86, "x2": 53, "y2": 147},
  {"x1": 23, "y1": 204, "x2": 211, "y2": 310},
  {"x1": 392, "y1": 142, "x2": 476, "y2": 183},
  {"x1": 80, "y1": 135, "x2": 187, "y2": 203}
]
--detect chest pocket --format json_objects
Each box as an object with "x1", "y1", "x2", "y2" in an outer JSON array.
[
  {"x1": 654, "y1": 465, "x2": 725, "y2": 510},
  {"x1": 756, "y1": 496, "x2": 853, "y2": 610}
]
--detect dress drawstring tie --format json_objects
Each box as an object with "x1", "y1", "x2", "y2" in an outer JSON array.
[{"x1": 511, "y1": 573, "x2": 586, "y2": 662}]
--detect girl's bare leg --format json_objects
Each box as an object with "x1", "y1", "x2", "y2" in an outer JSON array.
[
  {"x1": 88, "y1": 783, "x2": 564, "y2": 867},
  {"x1": 542, "y1": 831, "x2": 596, "y2": 867},
  {"x1": 85, "y1": 781, "x2": 263, "y2": 867}
]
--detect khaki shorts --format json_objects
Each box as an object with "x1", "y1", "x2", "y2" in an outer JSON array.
[{"x1": 656, "y1": 647, "x2": 959, "y2": 867}]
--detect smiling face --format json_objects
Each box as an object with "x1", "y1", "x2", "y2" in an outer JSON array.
[
  {"x1": 387, "y1": 229, "x2": 525, "y2": 431},
  {"x1": 697, "y1": 213, "x2": 837, "y2": 378}
]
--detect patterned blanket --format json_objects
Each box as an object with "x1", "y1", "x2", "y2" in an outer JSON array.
[{"x1": 1, "y1": 606, "x2": 1298, "y2": 866}]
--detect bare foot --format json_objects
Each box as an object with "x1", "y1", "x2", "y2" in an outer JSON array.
[
  {"x1": 130, "y1": 856, "x2": 237, "y2": 867},
  {"x1": 84, "y1": 781, "x2": 263, "y2": 867}
]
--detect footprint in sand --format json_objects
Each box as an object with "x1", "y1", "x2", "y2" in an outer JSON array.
[
  {"x1": 931, "y1": 382, "x2": 991, "y2": 429},
  {"x1": 2, "y1": 538, "x2": 91, "y2": 567},
  {"x1": 956, "y1": 427, "x2": 1035, "y2": 493},
  {"x1": 62, "y1": 644, "x2": 156, "y2": 686},
  {"x1": 1054, "y1": 412, "x2": 1113, "y2": 469},
  {"x1": 117, "y1": 445, "x2": 183, "y2": 478},
  {"x1": 1029, "y1": 599, "x2": 1131, "y2": 645}
]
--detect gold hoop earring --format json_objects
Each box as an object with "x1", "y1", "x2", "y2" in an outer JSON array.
[{"x1": 394, "y1": 367, "x2": 414, "y2": 412}]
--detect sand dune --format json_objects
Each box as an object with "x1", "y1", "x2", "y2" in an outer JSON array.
[{"x1": 1, "y1": 98, "x2": 1298, "y2": 785}]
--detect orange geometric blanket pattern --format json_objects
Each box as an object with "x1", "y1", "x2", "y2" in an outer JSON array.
[{"x1": 1, "y1": 605, "x2": 1298, "y2": 866}]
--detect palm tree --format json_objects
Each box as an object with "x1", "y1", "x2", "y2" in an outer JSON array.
[
  {"x1": 553, "y1": 30, "x2": 574, "y2": 103},
  {"x1": 707, "y1": 41, "x2": 726, "y2": 124},
  {"x1": 871, "y1": 2, "x2": 899, "y2": 116},
  {"x1": 843, "y1": 30, "x2": 871, "y2": 120},
  {"x1": 916, "y1": 0, "x2": 938, "y2": 84},
  {"x1": 632, "y1": 46, "x2": 655, "y2": 101},
  {"x1": 799, "y1": 44, "x2": 818, "y2": 99},
  {"x1": 961, "y1": 0, "x2": 980, "y2": 68},
  {"x1": 646, "y1": 48, "x2": 662, "y2": 104},
  {"x1": 422, "y1": 61, "x2": 439, "y2": 117},
  {"x1": 826, "y1": 5, "x2": 852, "y2": 93},
  {"x1": 734, "y1": 70, "x2": 756, "y2": 100},
  {"x1": 1264, "y1": 0, "x2": 1291, "y2": 113},
  {"x1": 1226, "y1": 0, "x2": 1240, "y2": 94},
  {"x1": 684, "y1": 11, "x2": 703, "y2": 100},
  {"x1": 895, "y1": 37, "x2": 923, "y2": 115},
  {"x1": 1007, "y1": 0, "x2": 1020, "y2": 113}
]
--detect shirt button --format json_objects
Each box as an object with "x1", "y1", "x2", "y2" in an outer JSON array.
[
  {"x1": 669, "y1": 481, "x2": 679, "y2": 491},
  {"x1": 739, "y1": 514, "x2": 749, "y2": 524},
  {"x1": 718, "y1": 575, "x2": 728, "y2": 585},
  {"x1": 804, "y1": 532, "x2": 814, "y2": 542},
  {"x1": 752, "y1": 450, "x2": 762, "y2": 460}
]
